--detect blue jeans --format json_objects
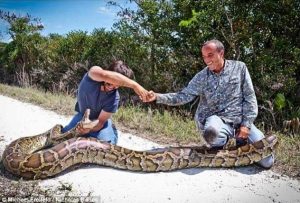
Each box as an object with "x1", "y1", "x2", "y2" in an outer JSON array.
[
  {"x1": 202, "y1": 115, "x2": 274, "y2": 168},
  {"x1": 62, "y1": 112, "x2": 118, "y2": 144}
]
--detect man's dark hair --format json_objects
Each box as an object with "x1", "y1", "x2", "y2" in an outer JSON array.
[{"x1": 108, "y1": 60, "x2": 134, "y2": 79}]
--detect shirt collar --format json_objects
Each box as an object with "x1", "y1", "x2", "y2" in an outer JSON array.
[{"x1": 208, "y1": 59, "x2": 228, "y2": 76}]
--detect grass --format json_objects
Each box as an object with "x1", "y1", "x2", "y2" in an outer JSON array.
[
  {"x1": 115, "y1": 105, "x2": 201, "y2": 143},
  {"x1": 0, "y1": 83, "x2": 299, "y2": 179},
  {"x1": 0, "y1": 83, "x2": 201, "y2": 144},
  {"x1": 274, "y1": 134, "x2": 300, "y2": 178},
  {"x1": 0, "y1": 84, "x2": 75, "y2": 115}
]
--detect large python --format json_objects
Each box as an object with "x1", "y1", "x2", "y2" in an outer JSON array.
[{"x1": 2, "y1": 110, "x2": 278, "y2": 180}]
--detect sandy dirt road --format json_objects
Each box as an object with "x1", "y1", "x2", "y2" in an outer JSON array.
[{"x1": 0, "y1": 95, "x2": 299, "y2": 203}]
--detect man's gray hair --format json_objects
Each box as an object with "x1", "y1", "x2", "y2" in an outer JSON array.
[{"x1": 203, "y1": 39, "x2": 224, "y2": 52}]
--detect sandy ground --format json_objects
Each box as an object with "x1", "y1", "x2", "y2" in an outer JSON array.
[{"x1": 0, "y1": 95, "x2": 299, "y2": 203}]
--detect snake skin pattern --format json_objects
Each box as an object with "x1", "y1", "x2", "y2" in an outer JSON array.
[{"x1": 2, "y1": 110, "x2": 278, "y2": 179}]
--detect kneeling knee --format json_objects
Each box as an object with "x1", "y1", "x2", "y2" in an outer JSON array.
[{"x1": 203, "y1": 127, "x2": 226, "y2": 147}]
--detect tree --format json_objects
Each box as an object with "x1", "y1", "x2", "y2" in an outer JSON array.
[
  {"x1": 0, "y1": 10, "x2": 44, "y2": 86},
  {"x1": 111, "y1": 0, "x2": 300, "y2": 129}
]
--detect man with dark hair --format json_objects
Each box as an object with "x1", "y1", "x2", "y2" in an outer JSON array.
[
  {"x1": 145, "y1": 39, "x2": 274, "y2": 169},
  {"x1": 62, "y1": 60, "x2": 148, "y2": 144}
]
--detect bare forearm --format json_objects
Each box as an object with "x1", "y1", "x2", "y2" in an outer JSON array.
[
  {"x1": 89, "y1": 66, "x2": 137, "y2": 88},
  {"x1": 90, "y1": 123, "x2": 103, "y2": 132},
  {"x1": 89, "y1": 66, "x2": 148, "y2": 101},
  {"x1": 109, "y1": 73, "x2": 139, "y2": 89}
]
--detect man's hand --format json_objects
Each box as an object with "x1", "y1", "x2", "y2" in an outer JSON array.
[
  {"x1": 133, "y1": 83, "x2": 149, "y2": 102},
  {"x1": 77, "y1": 124, "x2": 92, "y2": 135},
  {"x1": 144, "y1": 90, "x2": 157, "y2": 102},
  {"x1": 236, "y1": 126, "x2": 250, "y2": 139}
]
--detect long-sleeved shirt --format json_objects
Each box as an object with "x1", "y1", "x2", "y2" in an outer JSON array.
[{"x1": 156, "y1": 60, "x2": 258, "y2": 130}]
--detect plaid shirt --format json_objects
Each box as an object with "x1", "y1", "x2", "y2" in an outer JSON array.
[{"x1": 156, "y1": 60, "x2": 258, "y2": 130}]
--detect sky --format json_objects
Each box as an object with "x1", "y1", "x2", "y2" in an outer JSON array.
[{"x1": 0, "y1": 0, "x2": 137, "y2": 42}]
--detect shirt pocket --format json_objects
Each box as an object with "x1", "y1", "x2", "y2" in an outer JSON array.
[
  {"x1": 226, "y1": 77, "x2": 241, "y2": 97},
  {"x1": 228, "y1": 76, "x2": 240, "y2": 84},
  {"x1": 203, "y1": 85, "x2": 215, "y2": 101}
]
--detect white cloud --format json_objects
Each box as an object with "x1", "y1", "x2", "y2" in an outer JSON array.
[
  {"x1": 55, "y1": 25, "x2": 63, "y2": 29},
  {"x1": 96, "y1": 6, "x2": 114, "y2": 15}
]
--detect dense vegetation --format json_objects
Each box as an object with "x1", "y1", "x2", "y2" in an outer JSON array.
[{"x1": 0, "y1": 0, "x2": 299, "y2": 132}]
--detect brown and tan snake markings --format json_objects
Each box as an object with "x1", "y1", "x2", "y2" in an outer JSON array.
[{"x1": 2, "y1": 109, "x2": 278, "y2": 180}]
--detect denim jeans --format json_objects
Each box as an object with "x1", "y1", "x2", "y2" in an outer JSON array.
[
  {"x1": 203, "y1": 115, "x2": 274, "y2": 168},
  {"x1": 62, "y1": 112, "x2": 118, "y2": 144}
]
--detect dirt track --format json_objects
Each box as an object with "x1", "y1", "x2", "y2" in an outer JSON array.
[{"x1": 0, "y1": 95, "x2": 299, "y2": 203}]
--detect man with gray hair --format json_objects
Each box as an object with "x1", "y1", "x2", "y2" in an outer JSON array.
[{"x1": 145, "y1": 39, "x2": 274, "y2": 169}]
